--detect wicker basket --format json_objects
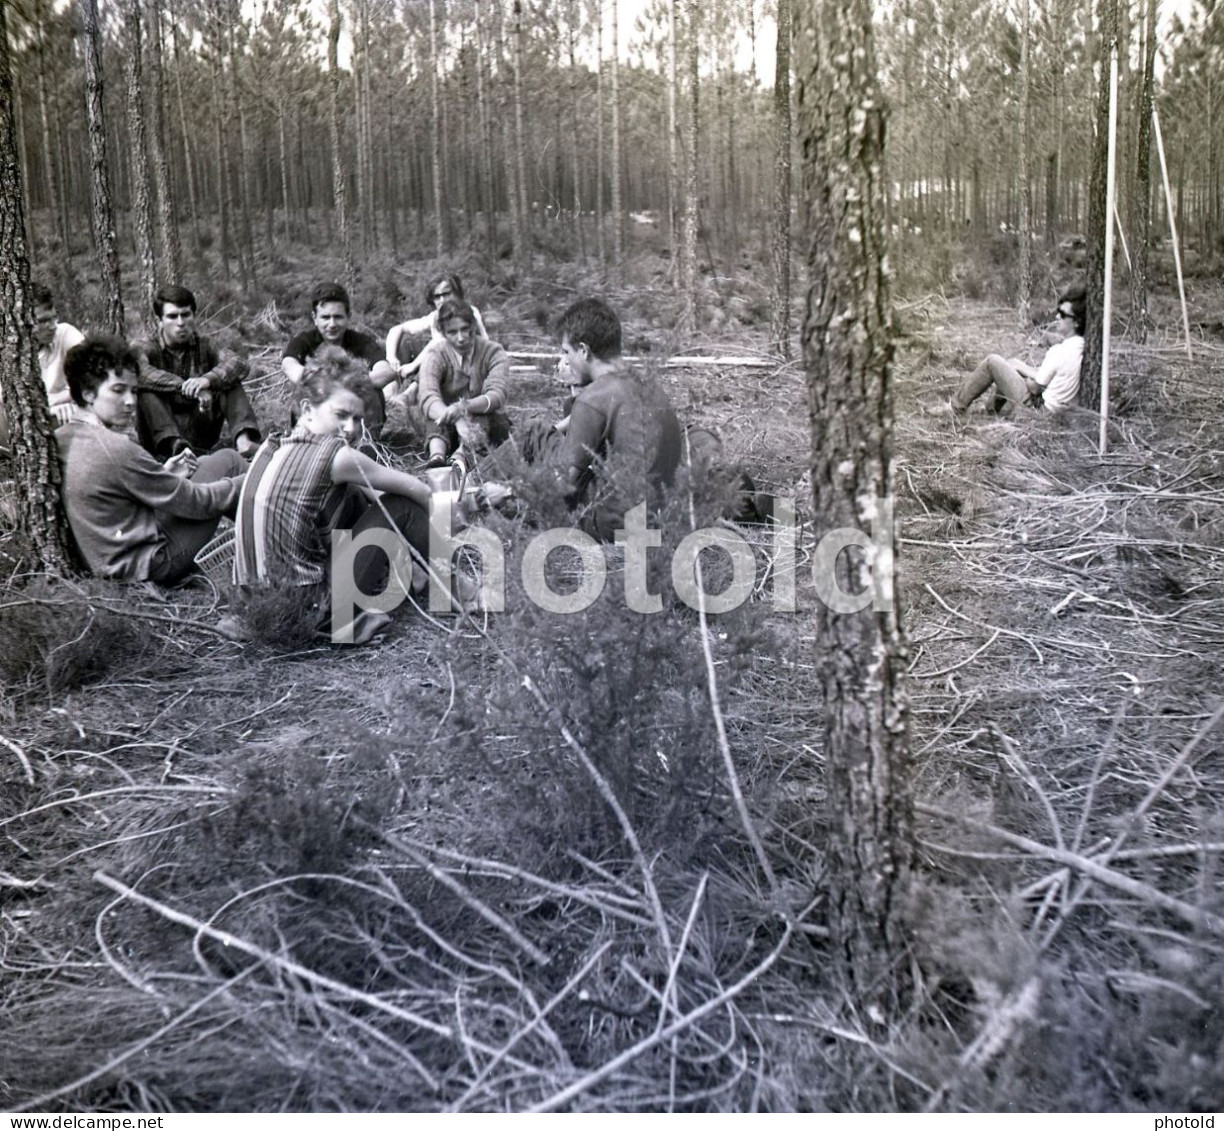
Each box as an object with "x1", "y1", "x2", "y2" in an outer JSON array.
[{"x1": 194, "y1": 528, "x2": 236, "y2": 586}]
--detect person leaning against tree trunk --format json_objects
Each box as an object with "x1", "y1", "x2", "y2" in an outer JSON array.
[
  {"x1": 950, "y1": 283, "x2": 1087, "y2": 418},
  {"x1": 56, "y1": 335, "x2": 246, "y2": 584}
]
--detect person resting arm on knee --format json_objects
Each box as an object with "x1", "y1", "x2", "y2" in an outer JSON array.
[{"x1": 951, "y1": 283, "x2": 1086, "y2": 417}]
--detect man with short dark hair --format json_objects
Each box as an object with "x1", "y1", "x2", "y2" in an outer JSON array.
[
  {"x1": 951, "y1": 283, "x2": 1088, "y2": 416},
  {"x1": 282, "y1": 282, "x2": 396, "y2": 438},
  {"x1": 550, "y1": 297, "x2": 682, "y2": 540},
  {"x1": 134, "y1": 284, "x2": 261, "y2": 459},
  {"x1": 57, "y1": 335, "x2": 246, "y2": 583}
]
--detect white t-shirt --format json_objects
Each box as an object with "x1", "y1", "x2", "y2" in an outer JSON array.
[
  {"x1": 40, "y1": 322, "x2": 85, "y2": 409},
  {"x1": 1036, "y1": 334, "x2": 1083, "y2": 412},
  {"x1": 386, "y1": 305, "x2": 488, "y2": 362}
]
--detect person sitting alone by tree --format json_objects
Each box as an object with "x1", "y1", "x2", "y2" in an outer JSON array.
[
  {"x1": 233, "y1": 346, "x2": 439, "y2": 643},
  {"x1": 0, "y1": 284, "x2": 85, "y2": 455},
  {"x1": 417, "y1": 297, "x2": 511, "y2": 468},
  {"x1": 133, "y1": 284, "x2": 261, "y2": 459},
  {"x1": 283, "y1": 282, "x2": 397, "y2": 439},
  {"x1": 951, "y1": 283, "x2": 1087, "y2": 417},
  {"x1": 56, "y1": 335, "x2": 246, "y2": 583},
  {"x1": 385, "y1": 272, "x2": 489, "y2": 400}
]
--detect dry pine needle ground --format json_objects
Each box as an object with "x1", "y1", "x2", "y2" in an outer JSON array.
[{"x1": 1, "y1": 267, "x2": 1223, "y2": 1112}]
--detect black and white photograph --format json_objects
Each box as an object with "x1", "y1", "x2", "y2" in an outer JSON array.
[{"x1": 0, "y1": 0, "x2": 1221, "y2": 1114}]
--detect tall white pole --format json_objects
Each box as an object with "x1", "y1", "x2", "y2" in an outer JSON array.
[
  {"x1": 1153, "y1": 108, "x2": 1193, "y2": 360},
  {"x1": 1100, "y1": 45, "x2": 1118, "y2": 457}
]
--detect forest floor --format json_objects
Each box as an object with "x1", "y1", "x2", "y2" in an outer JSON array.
[{"x1": 1, "y1": 241, "x2": 1223, "y2": 1112}]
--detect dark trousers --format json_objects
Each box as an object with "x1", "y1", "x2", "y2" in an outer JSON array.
[
  {"x1": 319, "y1": 484, "x2": 431, "y2": 597},
  {"x1": 148, "y1": 449, "x2": 246, "y2": 584},
  {"x1": 138, "y1": 386, "x2": 261, "y2": 457}
]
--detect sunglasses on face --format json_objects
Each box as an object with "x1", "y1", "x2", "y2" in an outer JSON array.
[
  {"x1": 433, "y1": 289, "x2": 453, "y2": 301},
  {"x1": 1056, "y1": 308, "x2": 1074, "y2": 319}
]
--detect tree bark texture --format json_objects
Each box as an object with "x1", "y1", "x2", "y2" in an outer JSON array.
[
  {"x1": 146, "y1": 0, "x2": 181, "y2": 284},
  {"x1": 610, "y1": 0, "x2": 623, "y2": 272},
  {"x1": 0, "y1": 0, "x2": 73, "y2": 573},
  {"x1": 34, "y1": 12, "x2": 66, "y2": 254},
  {"x1": 595, "y1": 0, "x2": 606, "y2": 270},
  {"x1": 512, "y1": 0, "x2": 530, "y2": 272},
  {"x1": 124, "y1": 0, "x2": 158, "y2": 321},
  {"x1": 667, "y1": 0, "x2": 680, "y2": 259},
  {"x1": 770, "y1": 0, "x2": 792, "y2": 358},
  {"x1": 172, "y1": 21, "x2": 203, "y2": 259},
  {"x1": 328, "y1": 0, "x2": 354, "y2": 289},
  {"x1": 82, "y1": 0, "x2": 125, "y2": 335},
  {"x1": 795, "y1": 0, "x2": 913, "y2": 1006},
  {"x1": 568, "y1": 0, "x2": 586, "y2": 260},
  {"x1": 1082, "y1": 0, "x2": 1118, "y2": 410},
  {"x1": 429, "y1": 0, "x2": 446, "y2": 257},
  {"x1": 681, "y1": 0, "x2": 698, "y2": 326},
  {"x1": 1017, "y1": 0, "x2": 1032, "y2": 319},
  {"x1": 474, "y1": 0, "x2": 497, "y2": 257},
  {"x1": 1129, "y1": 0, "x2": 1158, "y2": 343}
]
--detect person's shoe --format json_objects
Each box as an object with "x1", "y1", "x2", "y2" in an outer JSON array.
[
  {"x1": 425, "y1": 451, "x2": 449, "y2": 469},
  {"x1": 235, "y1": 431, "x2": 260, "y2": 459}
]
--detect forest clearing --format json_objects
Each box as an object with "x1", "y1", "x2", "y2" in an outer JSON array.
[
  {"x1": 1, "y1": 239, "x2": 1222, "y2": 1111},
  {"x1": 3, "y1": 0, "x2": 1224, "y2": 1114}
]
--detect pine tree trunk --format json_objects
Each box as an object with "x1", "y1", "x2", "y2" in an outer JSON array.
[
  {"x1": 1017, "y1": 0, "x2": 1032, "y2": 319},
  {"x1": 146, "y1": 0, "x2": 180, "y2": 284},
  {"x1": 610, "y1": 0, "x2": 623, "y2": 272},
  {"x1": 172, "y1": 22, "x2": 203, "y2": 260},
  {"x1": 1047, "y1": 0, "x2": 1065, "y2": 243},
  {"x1": 224, "y1": 11, "x2": 255, "y2": 289},
  {"x1": 1129, "y1": 0, "x2": 1158, "y2": 343},
  {"x1": 15, "y1": 73, "x2": 35, "y2": 262},
  {"x1": 124, "y1": 0, "x2": 158, "y2": 320},
  {"x1": 512, "y1": 0, "x2": 530, "y2": 273},
  {"x1": 429, "y1": 0, "x2": 446, "y2": 257},
  {"x1": 209, "y1": 8, "x2": 233, "y2": 282},
  {"x1": 796, "y1": 0, "x2": 912, "y2": 1007},
  {"x1": 50, "y1": 57, "x2": 74, "y2": 255},
  {"x1": 769, "y1": 0, "x2": 791, "y2": 357},
  {"x1": 681, "y1": 0, "x2": 698, "y2": 326},
  {"x1": 1082, "y1": 0, "x2": 1118, "y2": 409},
  {"x1": 35, "y1": 13, "x2": 67, "y2": 255},
  {"x1": 475, "y1": 0, "x2": 497, "y2": 257},
  {"x1": 328, "y1": 0, "x2": 354, "y2": 289},
  {"x1": 278, "y1": 97, "x2": 293, "y2": 244},
  {"x1": 667, "y1": 0, "x2": 680, "y2": 260},
  {"x1": 0, "y1": 0, "x2": 73, "y2": 573},
  {"x1": 82, "y1": 0, "x2": 125, "y2": 335},
  {"x1": 567, "y1": 0, "x2": 585, "y2": 260},
  {"x1": 595, "y1": 0, "x2": 606, "y2": 270}
]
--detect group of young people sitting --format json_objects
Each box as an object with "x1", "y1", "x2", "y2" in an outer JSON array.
[
  {"x1": 23, "y1": 277, "x2": 693, "y2": 643},
  {"x1": 8, "y1": 272, "x2": 1086, "y2": 643}
]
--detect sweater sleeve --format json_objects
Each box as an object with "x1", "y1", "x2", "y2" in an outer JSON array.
[
  {"x1": 134, "y1": 339, "x2": 184, "y2": 394},
  {"x1": 119, "y1": 444, "x2": 243, "y2": 519},
  {"x1": 417, "y1": 345, "x2": 450, "y2": 423},
  {"x1": 198, "y1": 339, "x2": 249, "y2": 391},
  {"x1": 475, "y1": 342, "x2": 510, "y2": 413},
  {"x1": 556, "y1": 397, "x2": 607, "y2": 504}
]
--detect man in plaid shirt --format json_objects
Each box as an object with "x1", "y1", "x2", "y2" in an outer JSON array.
[{"x1": 134, "y1": 285, "x2": 261, "y2": 460}]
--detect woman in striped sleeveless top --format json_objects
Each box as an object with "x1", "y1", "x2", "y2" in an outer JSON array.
[{"x1": 234, "y1": 346, "x2": 433, "y2": 641}]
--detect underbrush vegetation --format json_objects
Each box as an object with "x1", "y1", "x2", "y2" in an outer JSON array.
[{"x1": 2, "y1": 238, "x2": 1223, "y2": 1111}]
